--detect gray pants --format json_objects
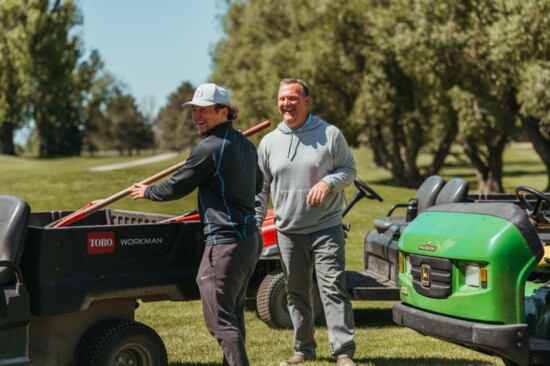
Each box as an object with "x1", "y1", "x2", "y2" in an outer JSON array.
[
  {"x1": 278, "y1": 225, "x2": 355, "y2": 359},
  {"x1": 196, "y1": 231, "x2": 262, "y2": 366}
]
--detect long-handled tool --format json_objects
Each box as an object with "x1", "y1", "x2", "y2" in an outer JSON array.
[{"x1": 48, "y1": 120, "x2": 271, "y2": 228}]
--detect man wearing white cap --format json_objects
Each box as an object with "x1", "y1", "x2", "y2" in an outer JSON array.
[{"x1": 130, "y1": 83, "x2": 263, "y2": 366}]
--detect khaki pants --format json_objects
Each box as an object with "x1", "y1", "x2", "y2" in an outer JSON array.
[{"x1": 278, "y1": 225, "x2": 356, "y2": 359}]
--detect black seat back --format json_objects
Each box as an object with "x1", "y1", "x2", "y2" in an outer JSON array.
[
  {"x1": 415, "y1": 175, "x2": 446, "y2": 214},
  {"x1": 435, "y1": 178, "x2": 470, "y2": 205},
  {"x1": 0, "y1": 196, "x2": 30, "y2": 285},
  {"x1": 428, "y1": 202, "x2": 543, "y2": 261}
]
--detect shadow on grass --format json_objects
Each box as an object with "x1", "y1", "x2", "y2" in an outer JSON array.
[
  {"x1": 314, "y1": 356, "x2": 497, "y2": 365},
  {"x1": 370, "y1": 162, "x2": 546, "y2": 188},
  {"x1": 505, "y1": 168, "x2": 547, "y2": 178},
  {"x1": 170, "y1": 357, "x2": 496, "y2": 366},
  {"x1": 353, "y1": 307, "x2": 396, "y2": 328}
]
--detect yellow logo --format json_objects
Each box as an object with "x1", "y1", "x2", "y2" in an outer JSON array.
[
  {"x1": 419, "y1": 241, "x2": 436, "y2": 251},
  {"x1": 421, "y1": 264, "x2": 431, "y2": 287}
]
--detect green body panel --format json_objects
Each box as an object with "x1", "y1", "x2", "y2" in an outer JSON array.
[{"x1": 398, "y1": 210, "x2": 538, "y2": 324}]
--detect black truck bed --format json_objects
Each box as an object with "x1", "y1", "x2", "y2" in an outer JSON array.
[{"x1": 22, "y1": 209, "x2": 205, "y2": 316}]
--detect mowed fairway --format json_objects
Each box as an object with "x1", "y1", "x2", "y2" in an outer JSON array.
[{"x1": 2, "y1": 144, "x2": 545, "y2": 365}]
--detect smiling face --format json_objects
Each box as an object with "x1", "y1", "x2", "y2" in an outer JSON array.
[
  {"x1": 191, "y1": 105, "x2": 228, "y2": 135},
  {"x1": 278, "y1": 82, "x2": 310, "y2": 129}
]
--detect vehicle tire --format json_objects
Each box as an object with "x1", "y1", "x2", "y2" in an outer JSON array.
[
  {"x1": 74, "y1": 318, "x2": 168, "y2": 366},
  {"x1": 256, "y1": 269, "x2": 323, "y2": 329}
]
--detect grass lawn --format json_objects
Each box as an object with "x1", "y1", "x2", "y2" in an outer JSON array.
[{"x1": 1, "y1": 143, "x2": 546, "y2": 365}]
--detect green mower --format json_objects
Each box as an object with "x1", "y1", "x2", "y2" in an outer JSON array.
[{"x1": 393, "y1": 185, "x2": 550, "y2": 366}]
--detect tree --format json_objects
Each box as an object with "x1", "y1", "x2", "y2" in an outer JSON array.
[
  {"x1": 213, "y1": 0, "x2": 550, "y2": 191},
  {"x1": 104, "y1": 90, "x2": 154, "y2": 156},
  {"x1": 81, "y1": 68, "x2": 119, "y2": 156},
  {"x1": 518, "y1": 62, "x2": 550, "y2": 191},
  {"x1": 0, "y1": 0, "x2": 33, "y2": 155},
  {"x1": 154, "y1": 82, "x2": 199, "y2": 151},
  {"x1": 27, "y1": 0, "x2": 85, "y2": 157},
  {"x1": 213, "y1": 0, "x2": 459, "y2": 186},
  {"x1": 442, "y1": 0, "x2": 550, "y2": 192}
]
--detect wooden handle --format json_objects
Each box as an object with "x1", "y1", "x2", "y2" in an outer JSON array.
[{"x1": 48, "y1": 120, "x2": 271, "y2": 228}]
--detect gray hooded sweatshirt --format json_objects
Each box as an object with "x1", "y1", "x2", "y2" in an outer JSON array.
[{"x1": 255, "y1": 114, "x2": 356, "y2": 234}]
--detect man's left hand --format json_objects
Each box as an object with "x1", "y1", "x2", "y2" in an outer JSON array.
[
  {"x1": 306, "y1": 181, "x2": 330, "y2": 207},
  {"x1": 130, "y1": 183, "x2": 148, "y2": 200}
]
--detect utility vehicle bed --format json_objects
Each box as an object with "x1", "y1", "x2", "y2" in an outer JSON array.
[{"x1": 23, "y1": 208, "x2": 204, "y2": 316}]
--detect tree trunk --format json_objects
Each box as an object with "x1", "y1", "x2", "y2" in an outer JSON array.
[
  {"x1": 462, "y1": 134, "x2": 506, "y2": 194},
  {"x1": 0, "y1": 122, "x2": 16, "y2": 155},
  {"x1": 521, "y1": 117, "x2": 550, "y2": 192}
]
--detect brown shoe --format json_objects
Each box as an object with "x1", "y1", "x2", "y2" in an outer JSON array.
[
  {"x1": 280, "y1": 354, "x2": 307, "y2": 366},
  {"x1": 336, "y1": 356, "x2": 357, "y2": 366}
]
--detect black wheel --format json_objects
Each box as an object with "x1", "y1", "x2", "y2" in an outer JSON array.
[
  {"x1": 74, "y1": 319, "x2": 168, "y2": 366},
  {"x1": 256, "y1": 269, "x2": 323, "y2": 329},
  {"x1": 515, "y1": 185, "x2": 550, "y2": 224}
]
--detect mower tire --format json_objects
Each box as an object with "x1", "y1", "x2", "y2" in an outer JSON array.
[
  {"x1": 74, "y1": 318, "x2": 168, "y2": 366},
  {"x1": 256, "y1": 268, "x2": 323, "y2": 329}
]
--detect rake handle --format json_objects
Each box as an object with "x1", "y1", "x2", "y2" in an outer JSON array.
[{"x1": 48, "y1": 120, "x2": 271, "y2": 228}]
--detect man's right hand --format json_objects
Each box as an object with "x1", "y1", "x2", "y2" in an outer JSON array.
[{"x1": 306, "y1": 181, "x2": 330, "y2": 207}]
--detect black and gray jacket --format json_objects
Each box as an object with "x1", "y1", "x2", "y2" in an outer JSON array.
[{"x1": 145, "y1": 121, "x2": 263, "y2": 245}]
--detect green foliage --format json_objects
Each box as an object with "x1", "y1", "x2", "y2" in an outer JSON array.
[
  {"x1": 154, "y1": 82, "x2": 200, "y2": 151},
  {"x1": 29, "y1": 0, "x2": 88, "y2": 157},
  {"x1": 2, "y1": 0, "x2": 550, "y2": 192},
  {"x1": 0, "y1": 0, "x2": 34, "y2": 154},
  {"x1": 104, "y1": 90, "x2": 155, "y2": 156},
  {"x1": 212, "y1": 0, "x2": 550, "y2": 192},
  {"x1": 0, "y1": 0, "x2": 108, "y2": 158},
  {"x1": 518, "y1": 61, "x2": 550, "y2": 139}
]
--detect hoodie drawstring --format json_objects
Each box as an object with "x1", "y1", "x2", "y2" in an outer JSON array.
[
  {"x1": 287, "y1": 130, "x2": 303, "y2": 161},
  {"x1": 284, "y1": 113, "x2": 312, "y2": 161}
]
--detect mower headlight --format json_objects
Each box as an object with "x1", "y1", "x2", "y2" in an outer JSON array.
[
  {"x1": 465, "y1": 263, "x2": 487, "y2": 289},
  {"x1": 465, "y1": 264, "x2": 480, "y2": 287}
]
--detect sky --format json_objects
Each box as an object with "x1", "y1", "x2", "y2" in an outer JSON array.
[{"x1": 79, "y1": 0, "x2": 225, "y2": 113}]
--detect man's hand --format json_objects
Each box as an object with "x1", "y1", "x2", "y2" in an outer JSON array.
[
  {"x1": 306, "y1": 181, "x2": 330, "y2": 207},
  {"x1": 130, "y1": 183, "x2": 148, "y2": 200}
]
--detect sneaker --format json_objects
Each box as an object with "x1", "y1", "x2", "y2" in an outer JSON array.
[
  {"x1": 336, "y1": 356, "x2": 357, "y2": 366},
  {"x1": 280, "y1": 354, "x2": 307, "y2": 366}
]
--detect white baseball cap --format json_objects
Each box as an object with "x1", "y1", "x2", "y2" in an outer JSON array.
[{"x1": 181, "y1": 83, "x2": 230, "y2": 108}]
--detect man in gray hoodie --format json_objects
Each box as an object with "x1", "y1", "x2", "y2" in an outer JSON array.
[{"x1": 255, "y1": 79, "x2": 357, "y2": 366}]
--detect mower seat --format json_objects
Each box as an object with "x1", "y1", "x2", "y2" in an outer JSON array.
[
  {"x1": 0, "y1": 195, "x2": 30, "y2": 285},
  {"x1": 415, "y1": 175, "x2": 446, "y2": 213},
  {"x1": 373, "y1": 175, "x2": 446, "y2": 232},
  {"x1": 435, "y1": 178, "x2": 470, "y2": 205},
  {"x1": 0, "y1": 196, "x2": 31, "y2": 365}
]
